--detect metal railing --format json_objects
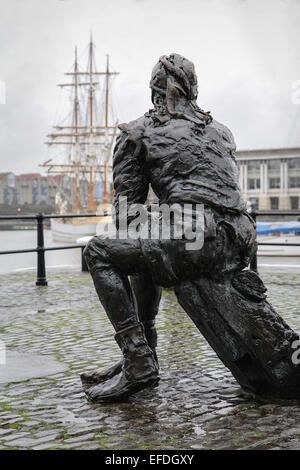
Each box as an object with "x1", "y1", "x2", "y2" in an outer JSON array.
[
  {"x1": 1, "y1": 210, "x2": 300, "y2": 285},
  {"x1": 0, "y1": 212, "x2": 108, "y2": 286}
]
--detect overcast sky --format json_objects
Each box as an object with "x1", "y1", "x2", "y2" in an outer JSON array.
[{"x1": 0, "y1": 0, "x2": 300, "y2": 174}]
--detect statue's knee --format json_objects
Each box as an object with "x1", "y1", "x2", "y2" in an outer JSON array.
[
  {"x1": 83, "y1": 236, "x2": 110, "y2": 271},
  {"x1": 83, "y1": 237, "x2": 96, "y2": 260}
]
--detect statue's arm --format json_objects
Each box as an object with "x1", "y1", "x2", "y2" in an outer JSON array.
[
  {"x1": 112, "y1": 131, "x2": 149, "y2": 228},
  {"x1": 222, "y1": 124, "x2": 237, "y2": 159}
]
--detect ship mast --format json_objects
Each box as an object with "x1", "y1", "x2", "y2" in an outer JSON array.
[
  {"x1": 41, "y1": 36, "x2": 119, "y2": 212},
  {"x1": 88, "y1": 37, "x2": 95, "y2": 210},
  {"x1": 105, "y1": 55, "x2": 110, "y2": 129},
  {"x1": 74, "y1": 46, "x2": 81, "y2": 212}
]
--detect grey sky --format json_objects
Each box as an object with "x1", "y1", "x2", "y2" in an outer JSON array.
[{"x1": 0, "y1": 0, "x2": 300, "y2": 174}]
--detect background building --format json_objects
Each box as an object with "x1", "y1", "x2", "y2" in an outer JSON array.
[
  {"x1": 0, "y1": 172, "x2": 89, "y2": 209},
  {"x1": 2, "y1": 149, "x2": 300, "y2": 213},
  {"x1": 236, "y1": 148, "x2": 300, "y2": 211},
  {"x1": 0, "y1": 173, "x2": 17, "y2": 205}
]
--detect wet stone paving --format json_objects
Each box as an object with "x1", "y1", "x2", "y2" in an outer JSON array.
[{"x1": 1, "y1": 268, "x2": 300, "y2": 450}]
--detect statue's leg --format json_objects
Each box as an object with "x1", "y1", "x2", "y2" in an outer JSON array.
[
  {"x1": 131, "y1": 274, "x2": 161, "y2": 360},
  {"x1": 175, "y1": 270, "x2": 300, "y2": 399},
  {"x1": 80, "y1": 236, "x2": 159, "y2": 402},
  {"x1": 81, "y1": 273, "x2": 161, "y2": 385}
]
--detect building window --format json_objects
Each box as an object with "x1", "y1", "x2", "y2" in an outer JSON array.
[
  {"x1": 4, "y1": 187, "x2": 10, "y2": 205},
  {"x1": 41, "y1": 180, "x2": 47, "y2": 196},
  {"x1": 270, "y1": 197, "x2": 279, "y2": 210},
  {"x1": 288, "y1": 159, "x2": 300, "y2": 169},
  {"x1": 13, "y1": 189, "x2": 18, "y2": 204},
  {"x1": 249, "y1": 197, "x2": 259, "y2": 211},
  {"x1": 267, "y1": 160, "x2": 280, "y2": 171},
  {"x1": 291, "y1": 196, "x2": 299, "y2": 210},
  {"x1": 248, "y1": 161, "x2": 260, "y2": 172},
  {"x1": 288, "y1": 177, "x2": 300, "y2": 188},
  {"x1": 8, "y1": 173, "x2": 15, "y2": 188},
  {"x1": 247, "y1": 178, "x2": 260, "y2": 190},
  {"x1": 269, "y1": 177, "x2": 280, "y2": 189}
]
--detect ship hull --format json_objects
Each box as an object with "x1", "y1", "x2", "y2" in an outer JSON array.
[
  {"x1": 258, "y1": 235, "x2": 300, "y2": 256},
  {"x1": 51, "y1": 218, "x2": 99, "y2": 243}
]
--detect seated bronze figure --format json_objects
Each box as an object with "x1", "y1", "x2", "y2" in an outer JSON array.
[{"x1": 81, "y1": 54, "x2": 300, "y2": 402}]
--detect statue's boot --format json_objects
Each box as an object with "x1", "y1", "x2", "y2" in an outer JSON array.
[
  {"x1": 81, "y1": 360, "x2": 122, "y2": 386},
  {"x1": 85, "y1": 323, "x2": 159, "y2": 403},
  {"x1": 80, "y1": 320, "x2": 158, "y2": 386},
  {"x1": 175, "y1": 270, "x2": 300, "y2": 399}
]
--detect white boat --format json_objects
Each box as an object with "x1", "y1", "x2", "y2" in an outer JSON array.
[
  {"x1": 51, "y1": 217, "x2": 99, "y2": 243},
  {"x1": 257, "y1": 221, "x2": 300, "y2": 256},
  {"x1": 51, "y1": 214, "x2": 112, "y2": 243}
]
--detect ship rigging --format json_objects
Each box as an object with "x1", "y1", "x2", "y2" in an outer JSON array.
[{"x1": 40, "y1": 34, "x2": 119, "y2": 214}]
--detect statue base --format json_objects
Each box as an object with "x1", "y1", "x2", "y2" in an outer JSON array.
[{"x1": 175, "y1": 270, "x2": 300, "y2": 399}]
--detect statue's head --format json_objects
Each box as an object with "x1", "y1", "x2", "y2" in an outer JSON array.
[
  {"x1": 150, "y1": 54, "x2": 198, "y2": 106},
  {"x1": 149, "y1": 54, "x2": 211, "y2": 125}
]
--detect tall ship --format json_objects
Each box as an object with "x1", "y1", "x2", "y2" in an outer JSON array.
[{"x1": 41, "y1": 35, "x2": 119, "y2": 242}]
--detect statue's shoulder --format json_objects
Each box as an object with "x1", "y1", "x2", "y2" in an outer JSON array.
[
  {"x1": 114, "y1": 115, "x2": 150, "y2": 162},
  {"x1": 118, "y1": 115, "x2": 149, "y2": 141},
  {"x1": 208, "y1": 119, "x2": 236, "y2": 150}
]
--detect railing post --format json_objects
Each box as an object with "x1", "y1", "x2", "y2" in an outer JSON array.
[
  {"x1": 250, "y1": 206, "x2": 258, "y2": 273},
  {"x1": 36, "y1": 213, "x2": 47, "y2": 286}
]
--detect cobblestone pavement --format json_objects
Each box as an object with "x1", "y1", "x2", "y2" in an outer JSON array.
[{"x1": 1, "y1": 269, "x2": 300, "y2": 450}]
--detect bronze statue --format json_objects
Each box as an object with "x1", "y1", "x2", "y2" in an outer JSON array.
[{"x1": 81, "y1": 54, "x2": 300, "y2": 402}]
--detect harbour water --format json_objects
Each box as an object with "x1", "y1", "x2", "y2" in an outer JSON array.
[{"x1": 0, "y1": 229, "x2": 81, "y2": 274}]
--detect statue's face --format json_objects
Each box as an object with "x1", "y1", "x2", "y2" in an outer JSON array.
[
  {"x1": 150, "y1": 63, "x2": 168, "y2": 109},
  {"x1": 150, "y1": 63, "x2": 167, "y2": 91},
  {"x1": 150, "y1": 62, "x2": 167, "y2": 103}
]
